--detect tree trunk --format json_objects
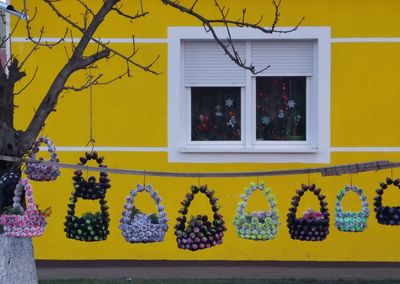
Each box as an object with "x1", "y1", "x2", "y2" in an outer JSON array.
[
  {"x1": 0, "y1": 235, "x2": 38, "y2": 284},
  {"x1": 0, "y1": 162, "x2": 37, "y2": 284}
]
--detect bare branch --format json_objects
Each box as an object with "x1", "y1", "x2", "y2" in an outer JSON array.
[
  {"x1": 25, "y1": 7, "x2": 68, "y2": 48},
  {"x1": 111, "y1": 1, "x2": 149, "y2": 22},
  {"x1": 162, "y1": 0, "x2": 304, "y2": 74},
  {"x1": 44, "y1": 0, "x2": 159, "y2": 74},
  {"x1": 76, "y1": 0, "x2": 95, "y2": 17},
  {"x1": 14, "y1": 67, "x2": 38, "y2": 95}
]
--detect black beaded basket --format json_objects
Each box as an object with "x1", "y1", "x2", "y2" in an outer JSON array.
[
  {"x1": 72, "y1": 151, "x2": 110, "y2": 200},
  {"x1": 287, "y1": 184, "x2": 330, "y2": 241},
  {"x1": 64, "y1": 192, "x2": 110, "y2": 242},
  {"x1": 175, "y1": 185, "x2": 227, "y2": 251},
  {"x1": 374, "y1": 177, "x2": 400, "y2": 225}
]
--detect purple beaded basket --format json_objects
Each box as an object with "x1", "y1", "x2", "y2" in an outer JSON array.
[{"x1": 25, "y1": 136, "x2": 60, "y2": 181}]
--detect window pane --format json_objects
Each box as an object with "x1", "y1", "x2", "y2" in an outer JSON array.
[
  {"x1": 256, "y1": 77, "x2": 306, "y2": 141},
  {"x1": 191, "y1": 87, "x2": 241, "y2": 141}
]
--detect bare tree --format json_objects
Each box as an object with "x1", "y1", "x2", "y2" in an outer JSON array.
[{"x1": 0, "y1": 0, "x2": 301, "y2": 282}]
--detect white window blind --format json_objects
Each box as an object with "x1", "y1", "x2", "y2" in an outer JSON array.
[
  {"x1": 183, "y1": 41, "x2": 246, "y2": 86},
  {"x1": 251, "y1": 40, "x2": 314, "y2": 75}
]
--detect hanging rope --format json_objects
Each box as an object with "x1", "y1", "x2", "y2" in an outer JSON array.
[
  {"x1": 0, "y1": 155, "x2": 393, "y2": 178},
  {"x1": 85, "y1": 73, "x2": 95, "y2": 153}
]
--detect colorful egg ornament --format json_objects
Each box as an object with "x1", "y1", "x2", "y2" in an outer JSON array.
[
  {"x1": 287, "y1": 184, "x2": 330, "y2": 241},
  {"x1": 233, "y1": 182, "x2": 280, "y2": 241},
  {"x1": 335, "y1": 185, "x2": 369, "y2": 232},
  {"x1": 25, "y1": 136, "x2": 61, "y2": 181},
  {"x1": 72, "y1": 151, "x2": 110, "y2": 200},
  {"x1": 374, "y1": 177, "x2": 400, "y2": 225},
  {"x1": 175, "y1": 185, "x2": 226, "y2": 251},
  {"x1": 119, "y1": 184, "x2": 168, "y2": 243},
  {"x1": 0, "y1": 178, "x2": 49, "y2": 238}
]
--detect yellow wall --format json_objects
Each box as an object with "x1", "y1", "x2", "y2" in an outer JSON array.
[{"x1": 7, "y1": 0, "x2": 400, "y2": 261}]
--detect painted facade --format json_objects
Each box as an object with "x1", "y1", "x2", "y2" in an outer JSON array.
[{"x1": 6, "y1": 0, "x2": 400, "y2": 261}]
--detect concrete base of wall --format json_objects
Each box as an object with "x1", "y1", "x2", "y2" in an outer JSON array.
[{"x1": 36, "y1": 261, "x2": 400, "y2": 280}]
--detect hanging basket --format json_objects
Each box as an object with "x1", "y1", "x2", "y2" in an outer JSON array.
[
  {"x1": 64, "y1": 191, "x2": 110, "y2": 242},
  {"x1": 287, "y1": 184, "x2": 330, "y2": 241},
  {"x1": 175, "y1": 185, "x2": 226, "y2": 251},
  {"x1": 335, "y1": 185, "x2": 369, "y2": 232},
  {"x1": 25, "y1": 136, "x2": 61, "y2": 181},
  {"x1": 233, "y1": 182, "x2": 280, "y2": 241},
  {"x1": 374, "y1": 177, "x2": 400, "y2": 225},
  {"x1": 119, "y1": 184, "x2": 169, "y2": 243},
  {"x1": 0, "y1": 178, "x2": 49, "y2": 238},
  {"x1": 72, "y1": 151, "x2": 110, "y2": 200}
]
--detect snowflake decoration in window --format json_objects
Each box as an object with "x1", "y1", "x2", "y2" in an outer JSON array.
[
  {"x1": 277, "y1": 109, "x2": 284, "y2": 119},
  {"x1": 227, "y1": 116, "x2": 237, "y2": 128},
  {"x1": 288, "y1": 100, "x2": 296, "y2": 109},
  {"x1": 225, "y1": 98, "x2": 234, "y2": 107},
  {"x1": 261, "y1": 116, "x2": 271, "y2": 126}
]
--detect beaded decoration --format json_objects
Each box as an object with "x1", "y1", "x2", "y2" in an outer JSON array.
[
  {"x1": 287, "y1": 184, "x2": 330, "y2": 241},
  {"x1": 0, "y1": 178, "x2": 48, "y2": 238},
  {"x1": 119, "y1": 184, "x2": 168, "y2": 243},
  {"x1": 175, "y1": 185, "x2": 226, "y2": 251},
  {"x1": 233, "y1": 182, "x2": 280, "y2": 241},
  {"x1": 72, "y1": 151, "x2": 110, "y2": 200},
  {"x1": 335, "y1": 185, "x2": 369, "y2": 232},
  {"x1": 374, "y1": 177, "x2": 400, "y2": 225},
  {"x1": 25, "y1": 136, "x2": 60, "y2": 181}
]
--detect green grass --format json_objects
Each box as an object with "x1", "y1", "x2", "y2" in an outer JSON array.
[{"x1": 39, "y1": 279, "x2": 400, "y2": 284}]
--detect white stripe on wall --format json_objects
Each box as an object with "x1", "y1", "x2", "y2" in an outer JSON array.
[
  {"x1": 38, "y1": 146, "x2": 400, "y2": 153},
  {"x1": 12, "y1": 37, "x2": 168, "y2": 43},
  {"x1": 39, "y1": 146, "x2": 168, "y2": 152},
  {"x1": 331, "y1": 38, "x2": 400, "y2": 43},
  {"x1": 12, "y1": 37, "x2": 400, "y2": 44},
  {"x1": 332, "y1": 147, "x2": 400, "y2": 152}
]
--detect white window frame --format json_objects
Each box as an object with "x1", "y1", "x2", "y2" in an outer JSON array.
[{"x1": 168, "y1": 27, "x2": 331, "y2": 163}]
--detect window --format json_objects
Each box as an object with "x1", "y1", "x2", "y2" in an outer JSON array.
[{"x1": 168, "y1": 27, "x2": 331, "y2": 163}]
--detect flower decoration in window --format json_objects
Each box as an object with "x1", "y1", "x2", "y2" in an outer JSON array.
[
  {"x1": 256, "y1": 77, "x2": 306, "y2": 141},
  {"x1": 233, "y1": 182, "x2": 280, "y2": 241},
  {"x1": 175, "y1": 185, "x2": 226, "y2": 251},
  {"x1": 191, "y1": 87, "x2": 241, "y2": 141},
  {"x1": 0, "y1": 178, "x2": 50, "y2": 238},
  {"x1": 119, "y1": 184, "x2": 168, "y2": 243},
  {"x1": 25, "y1": 136, "x2": 61, "y2": 181},
  {"x1": 287, "y1": 184, "x2": 329, "y2": 241},
  {"x1": 335, "y1": 185, "x2": 369, "y2": 232}
]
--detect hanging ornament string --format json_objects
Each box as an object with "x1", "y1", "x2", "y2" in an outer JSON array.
[{"x1": 86, "y1": 73, "x2": 96, "y2": 153}]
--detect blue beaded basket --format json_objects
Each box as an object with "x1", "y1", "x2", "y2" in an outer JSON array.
[
  {"x1": 119, "y1": 184, "x2": 168, "y2": 243},
  {"x1": 335, "y1": 185, "x2": 369, "y2": 232}
]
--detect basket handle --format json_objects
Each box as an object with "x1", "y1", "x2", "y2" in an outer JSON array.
[
  {"x1": 13, "y1": 178, "x2": 37, "y2": 213},
  {"x1": 291, "y1": 184, "x2": 327, "y2": 217},
  {"x1": 29, "y1": 136, "x2": 58, "y2": 162},
  {"x1": 237, "y1": 183, "x2": 277, "y2": 217},
  {"x1": 124, "y1": 184, "x2": 167, "y2": 226},
  {"x1": 67, "y1": 191, "x2": 108, "y2": 218},
  {"x1": 336, "y1": 185, "x2": 369, "y2": 214}
]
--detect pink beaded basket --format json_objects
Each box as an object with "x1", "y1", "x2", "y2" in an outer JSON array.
[
  {"x1": 0, "y1": 178, "x2": 48, "y2": 238},
  {"x1": 25, "y1": 136, "x2": 60, "y2": 181}
]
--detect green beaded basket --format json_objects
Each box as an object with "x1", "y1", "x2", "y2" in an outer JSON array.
[
  {"x1": 335, "y1": 185, "x2": 369, "y2": 232},
  {"x1": 233, "y1": 182, "x2": 280, "y2": 241}
]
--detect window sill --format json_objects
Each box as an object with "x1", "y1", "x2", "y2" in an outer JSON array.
[{"x1": 180, "y1": 146, "x2": 318, "y2": 154}]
